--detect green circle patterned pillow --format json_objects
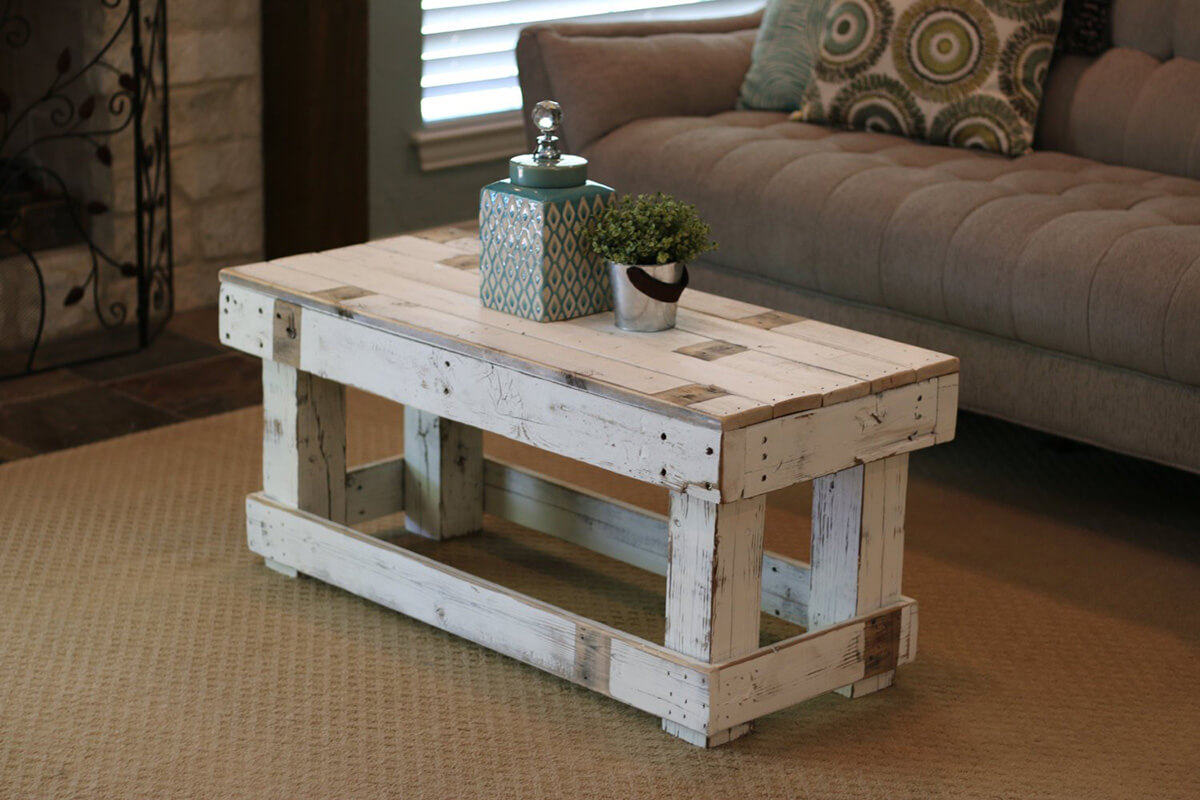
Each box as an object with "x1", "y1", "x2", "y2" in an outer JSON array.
[{"x1": 793, "y1": 0, "x2": 1065, "y2": 155}]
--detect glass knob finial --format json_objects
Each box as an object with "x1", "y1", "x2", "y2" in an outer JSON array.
[
  {"x1": 532, "y1": 100, "x2": 562, "y2": 162},
  {"x1": 532, "y1": 100, "x2": 561, "y2": 133}
]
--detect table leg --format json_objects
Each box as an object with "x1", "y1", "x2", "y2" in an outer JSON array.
[
  {"x1": 662, "y1": 491, "x2": 766, "y2": 746},
  {"x1": 403, "y1": 409, "x2": 483, "y2": 540},
  {"x1": 809, "y1": 453, "x2": 908, "y2": 697},
  {"x1": 261, "y1": 359, "x2": 347, "y2": 575}
]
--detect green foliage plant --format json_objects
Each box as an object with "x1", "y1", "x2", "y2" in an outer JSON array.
[{"x1": 585, "y1": 193, "x2": 717, "y2": 265}]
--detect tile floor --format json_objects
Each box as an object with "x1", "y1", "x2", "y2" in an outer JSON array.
[
  {"x1": 0, "y1": 307, "x2": 262, "y2": 463},
  {"x1": 0, "y1": 223, "x2": 481, "y2": 465}
]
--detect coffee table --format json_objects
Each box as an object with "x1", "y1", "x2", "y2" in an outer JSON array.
[{"x1": 218, "y1": 224, "x2": 959, "y2": 747}]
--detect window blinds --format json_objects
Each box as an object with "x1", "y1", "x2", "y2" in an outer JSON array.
[{"x1": 420, "y1": 0, "x2": 764, "y2": 123}]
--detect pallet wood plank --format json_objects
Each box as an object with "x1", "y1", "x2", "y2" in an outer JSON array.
[
  {"x1": 663, "y1": 492, "x2": 765, "y2": 746},
  {"x1": 411, "y1": 225, "x2": 475, "y2": 244},
  {"x1": 686, "y1": 394, "x2": 773, "y2": 428},
  {"x1": 234, "y1": 260, "x2": 345, "y2": 293},
  {"x1": 809, "y1": 464, "x2": 866, "y2": 630},
  {"x1": 709, "y1": 602, "x2": 915, "y2": 730},
  {"x1": 480, "y1": 457, "x2": 811, "y2": 626},
  {"x1": 345, "y1": 456, "x2": 405, "y2": 522},
  {"x1": 769, "y1": 318, "x2": 959, "y2": 381},
  {"x1": 261, "y1": 359, "x2": 346, "y2": 524},
  {"x1": 677, "y1": 290, "x2": 771, "y2": 320},
  {"x1": 674, "y1": 308, "x2": 916, "y2": 395},
  {"x1": 718, "y1": 426, "x2": 748, "y2": 506},
  {"x1": 403, "y1": 410, "x2": 483, "y2": 540},
  {"x1": 372, "y1": 233, "x2": 470, "y2": 262},
  {"x1": 716, "y1": 348, "x2": 867, "y2": 409},
  {"x1": 735, "y1": 310, "x2": 805, "y2": 329},
  {"x1": 219, "y1": 283, "x2": 274, "y2": 358},
  {"x1": 651, "y1": 383, "x2": 729, "y2": 406},
  {"x1": 483, "y1": 458, "x2": 668, "y2": 575},
  {"x1": 809, "y1": 454, "x2": 909, "y2": 697},
  {"x1": 674, "y1": 340, "x2": 748, "y2": 360},
  {"x1": 936, "y1": 373, "x2": 960, "y2": 443},
  {"x1": 734, "y1": 378, "x2": 939, "y2": 498},
  {"x1": 849, "y1": 453, "x2": 908, "y2": 696},
  {"x1": 272, "y1": 299, "x2": 302, "y2": 367},
  {"x1": 246, "y1": 493, "x2": 709, "y2": 724},
  {"x1": 665, "y1": 493, "x2": 766, "y2": 662}
]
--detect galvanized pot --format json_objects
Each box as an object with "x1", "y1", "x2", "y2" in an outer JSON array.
[{"x1": 606, "y1": 261, "x2": 689, "y2": 332}]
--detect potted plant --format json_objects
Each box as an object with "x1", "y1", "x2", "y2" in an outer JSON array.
[{"x1": 586, "y1": 193, "x2": 717, "y2": 331}]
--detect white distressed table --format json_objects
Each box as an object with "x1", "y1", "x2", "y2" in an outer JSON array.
[{"x1": 219, "y1": 224, "x2": 959, "y2": 748}]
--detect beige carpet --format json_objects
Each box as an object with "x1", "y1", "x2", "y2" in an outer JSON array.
[{"x1": 2, "y1": 390, "x2": 1197, "y2": 799}]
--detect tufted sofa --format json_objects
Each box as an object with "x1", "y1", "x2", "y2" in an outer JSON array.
[{"x1": 516, "y1": 2, "x2": 1200, "y2": 472}]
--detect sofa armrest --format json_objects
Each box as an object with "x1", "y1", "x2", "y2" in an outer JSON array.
[{"x1": 516, "y1": 12, "x2": 763, "y2": 154}]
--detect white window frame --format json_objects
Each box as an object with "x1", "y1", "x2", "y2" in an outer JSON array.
[{"x1": 411, "y1": 110, "x2": 526, "y2": 172}]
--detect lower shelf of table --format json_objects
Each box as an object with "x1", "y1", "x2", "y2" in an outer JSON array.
[{"x1": 246, "y1": 456, "x2": 918, "y2": 741}]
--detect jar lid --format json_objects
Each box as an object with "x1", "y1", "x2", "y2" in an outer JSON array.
[
  {"x1": 509, "y1": 100, "x2": 588, "y2": 188},
  {"x1": 509, "y1": 154, "x2": 588, "y2": 188}
]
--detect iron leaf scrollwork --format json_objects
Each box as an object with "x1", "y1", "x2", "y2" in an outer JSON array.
[{"x1": 0, "y1": 0, "x2": 172, "y2": 375}]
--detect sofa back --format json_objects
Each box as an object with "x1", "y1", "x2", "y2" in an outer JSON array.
[
  {"x1": 517, "y1": 12, "x2": 763, "y2": 154},
  {"x1": 1036, "y1": 0, "x2": 1200, "y2": 179}
]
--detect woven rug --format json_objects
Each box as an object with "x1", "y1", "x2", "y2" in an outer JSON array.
[{"x1": 2, "y1": 389, "x2": 1197, "y2": 799}]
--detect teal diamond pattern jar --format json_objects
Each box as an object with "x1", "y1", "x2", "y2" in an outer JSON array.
[{"x1": 479, "y1": 101, "x2": 615, "y2": 322}]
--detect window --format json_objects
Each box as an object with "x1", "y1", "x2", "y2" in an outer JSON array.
[{"x1": 420, "y1": 0, "x2": 765, "y2": 124}]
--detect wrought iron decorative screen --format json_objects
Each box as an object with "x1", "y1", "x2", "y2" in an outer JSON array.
[{"x1": 0, "y1": 0, "x2": 172, "y2": 377}]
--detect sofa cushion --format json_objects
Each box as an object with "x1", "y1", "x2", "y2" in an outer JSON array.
[
  {"x1": 526, "y1": 27, "x2": 757, "y2": 153},
  {"x1": 585, "y1": 111, "x2": 1200, "y2": 386},
  {"x1": 1035, "y1": 0, "x2": 1200, "y2": 179},
  {"x1": 1037, "y1": 49, "x2": 1200, "y2": 181},
  {"x1": 797, "y1": 0, "x2": 1066, "y2": 156},
  {"x1": 1111, "y1": 0, "x2": 1200, "y2": 60}
]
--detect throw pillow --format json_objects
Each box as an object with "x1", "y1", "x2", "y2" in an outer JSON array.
[
  {"x1": 1055, "y1": 0, "x2": 1110, "y2": 56},
  {"x1": 738, "y1": 0, "x2": 832, "y2": 111},
  {"x1": 794, "y1": 0, "x2": 1066, "y2": 156}
]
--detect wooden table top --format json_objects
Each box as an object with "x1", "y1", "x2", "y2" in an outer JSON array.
[{"x1": 219, "y1": 225, "x2": 958, "y2": 431}]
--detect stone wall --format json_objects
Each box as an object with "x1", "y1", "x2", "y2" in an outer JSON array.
[{"x1": 169, "y1": 0, "x2": 263, "y2": 310}]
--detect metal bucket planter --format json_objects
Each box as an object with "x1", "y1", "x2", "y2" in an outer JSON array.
[{"x1": 606, "y1": 261, "x2": 689, "y2": 332}]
